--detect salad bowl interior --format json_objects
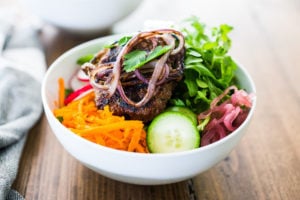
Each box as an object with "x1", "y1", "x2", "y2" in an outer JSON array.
[{"x1": 42, "y1": 34, "x2": 256, "y2": 185}]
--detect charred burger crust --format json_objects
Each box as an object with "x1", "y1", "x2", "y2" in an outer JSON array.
[{"x1": 96, "y1": 82, "x2": 177, "y2": 123}]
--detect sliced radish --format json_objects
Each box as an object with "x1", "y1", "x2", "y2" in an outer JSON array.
[
  {"x1": 69, "y1": 69, "x2": 86, "y2": 90},
  {"x1": 64, "y1": 84, "x2": 93, "y2": 105},
  {"x1": 73, "y1": 88, "x2": 94, "y2": 101},
  {"x1": 77, "y1": 69, "x2": 89, "y2": 82}
]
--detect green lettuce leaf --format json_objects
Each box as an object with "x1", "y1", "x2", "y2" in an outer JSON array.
[{"x1": 171, "y1": 17, "x2": 237, "y2": 113}]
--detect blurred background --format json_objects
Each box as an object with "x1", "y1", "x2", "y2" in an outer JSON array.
[
  {"x1": 1, "y1": 0, "x2": 298, "y2": 84},
  {"x1": 1, "y1": 0, "x2": 263, "y2": 34},
  {"x1": 1, "y1": 0, "x2": 266, "y2": 36}
]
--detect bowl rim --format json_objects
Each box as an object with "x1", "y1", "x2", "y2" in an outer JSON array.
[{"x1": 42, "y1": 33, "x2": 257, "y2": 158}]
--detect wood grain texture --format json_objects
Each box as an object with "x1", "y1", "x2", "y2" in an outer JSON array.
[{"x1": 7, "y1": 0, "x2": 300, "y2": 199}]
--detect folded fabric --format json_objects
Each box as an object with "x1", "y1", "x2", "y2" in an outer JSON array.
[{"x1": 0, "y1": 66, "x2": 42, "y2": 200}]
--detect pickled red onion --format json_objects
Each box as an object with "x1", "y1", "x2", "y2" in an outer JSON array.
[{"x1": 198, "y1": 86, "x2": 253, "y2": 146}]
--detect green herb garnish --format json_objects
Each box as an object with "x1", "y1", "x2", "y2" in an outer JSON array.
[
  {"x1": 123, "y1": 45, "x2": 171, "y2": 72},
  {"x1": 76, "y1": 54, "x2": 94, "y2": 65},
  {"x1": 65, "y1": 88, "x2": 73, "y2": 98},
  {"x1": 56, "y1": 116, "x2": 63, "y2": 123},
  {"x1": 118, "y1": 36, "x2": 132, "y2": 46},
  {"x1": 104, "y1": 36, "x2": 132, "y2": 49}
]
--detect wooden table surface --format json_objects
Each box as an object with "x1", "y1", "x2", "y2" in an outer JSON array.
[{"x1": 3, "y1": 0, "x2": 299, "y2": 199}]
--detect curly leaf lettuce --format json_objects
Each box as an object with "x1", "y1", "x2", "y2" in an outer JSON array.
[{"x1": 171, "y1": 17, "x2": 238, "y2": 113}]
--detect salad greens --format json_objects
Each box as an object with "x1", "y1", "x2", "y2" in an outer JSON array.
[{"x1": 171, "y1": 16, "x2": 238, "y2": 113}]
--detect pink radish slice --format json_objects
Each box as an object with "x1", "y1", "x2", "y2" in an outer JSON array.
[
  {"x1": 77, "y1": 69, "x2": 89, "y2": 82},
  {"x1": 64, "y1": 84, "x2": 93, "y2": 105},
  {"x1": 69, "y1": 69, "x2": 87, "y2": 90}
]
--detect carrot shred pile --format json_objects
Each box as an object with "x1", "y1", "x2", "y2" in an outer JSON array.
[{"x1": 53, "y1": 85, "x2": 148, "y2": 153}]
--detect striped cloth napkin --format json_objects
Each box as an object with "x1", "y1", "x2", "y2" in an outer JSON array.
[{"x1": 0, "y1": 23, "x2": 45, "y2": 199}]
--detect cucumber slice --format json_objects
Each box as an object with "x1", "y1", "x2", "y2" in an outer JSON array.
[
  {"x1": 147, "y1": 111, "x2": 200, "y2": 153},
  {"x1": 166, "y1": 106, "x2": 198, "y2": 125}
]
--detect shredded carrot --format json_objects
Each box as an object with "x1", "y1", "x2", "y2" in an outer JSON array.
[
  {"x1": 53, "y1": 89, "x2": 149, "y2": 153},
  {"x1": 58, "y1": 78, "x2": 65, "y2": 108}
]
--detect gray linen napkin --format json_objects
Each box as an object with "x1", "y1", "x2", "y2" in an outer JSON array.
[{"x1": 0, "y1": 25, "x2": 45, "y2": 200}]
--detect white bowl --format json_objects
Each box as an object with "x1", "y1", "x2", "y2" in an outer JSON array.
[
  {"x1": 41, "y1": 34, "x2": 257, "y2": 185},
  {"x1": 21, "y1": 0, "x2": 143, "y2": 34}
]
